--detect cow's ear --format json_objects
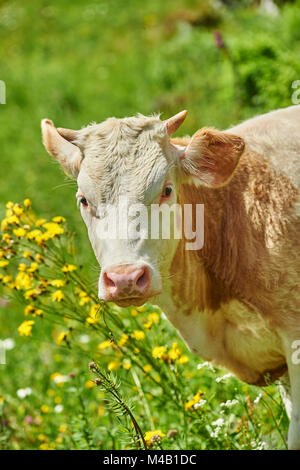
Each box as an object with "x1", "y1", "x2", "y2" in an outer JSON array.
[
  {"x1": 41, "y1": 119, "x2": 82, "y2": 179},
  {"x1": 181, "y1": 127, "x2": 245, "y2": 187}
]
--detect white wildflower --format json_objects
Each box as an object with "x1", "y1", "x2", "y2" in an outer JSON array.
[
  {"x1": 194, "y1": 399, "x2": 207, "y2": 409},
  {"x1": 17, "y1": 387, "x2": 32, "y2": 399},
  {"x1": 54, "y1": 404, "x2": 63, "y2": 413},
  {"x1": 79, "y1": 335, "x2": 90, "y2": 344},
  {"x1": 220, "y1": 399, "x2": 239, "y2": 408},
  {"x1": 254, "y1": 392, "x2": 264, "y2": 404},
  {"x1": 216, "y1": 373, "x2": 232, "y2": 383},
  {"x1": 53, "y1": 374, "x2": 69, "y2": 384},
  {"x1": 212, "y1": 418, "x2": 225, "y2": 427},
  {"x1": 197, "y1": 361, "x2": 214, "y2": 371}
]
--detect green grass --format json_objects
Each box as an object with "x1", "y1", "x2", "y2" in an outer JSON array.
[{"x1": 1, "y1": 0, "x2": 299, "y2": 450}]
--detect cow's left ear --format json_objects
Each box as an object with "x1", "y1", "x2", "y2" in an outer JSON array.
[{"x1": 181, "y1": 127, "x2": 245, "y2": 188}]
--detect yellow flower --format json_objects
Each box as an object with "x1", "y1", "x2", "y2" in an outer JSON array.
[
  {"x1": 50, "y1": 279, "x2": 66, "y2": 288},
  {"x1": 24, "y1": 304, "x2": 35, "y2": 315},
  {"x1": 51, "y1": 290, "x2": 64, "y2": 302},
  {"x1": 61, "y1": 264, "x2": 77, "y2": 273},
  {"x1": 13, "y1": 227, "x2": 26, "y2": 238},
  {"x1": 184, "y1": 390, "x2": 204, "y2": 411},
  {"x1": 86, "y1": 304, "x2": 100, "y2": 325},
  {"x1": 24, "y1": 288, "x2": 39, "y2": 300},
  {"x1": 1, "y1": 274, "x2": 12, "y2": 284},
  {"x1": 56, "y1": 332, "x2": 68, "y2": 345},
  {"x1": 54, "y1": 396, "x2": 62, "y2": 404},
  {"x1": 131, "y1": 309, "x2": 138, "y2": 317},
  {"x1": 35, "y1": 219, "x2": 46, "y2": 227},
  {"x1": 98, "y1": 340, "x2": 111, "y2": 350},
  {"x1": 152, "y1": 346, "x2": 167, "y2": 359},
  {"x1": 79, "y1": 294, "x2": 91, "y2": 306},
  {"x1": 137, "y1": 306, "x2": 145, "y2": 312},
  {"x1": 23, "y1": 251, "x2": 32, "y2": 259},
  {"x1": 42, "y1": 222, "x2": 64, "y2": 237},
  {"x1": 18, "y1": 263, "x2": 27, "y2": 271},
  {"x1": 98, "y1": 405, "x2": 105, "y2": 417},
  {"x1": 118, "y1": 334, "x2": 129, "y2": 347},
  {"x1": 1, "y1": 219, "x2": 8, "y2": 231},
  {"x1": 2, "y1": 215, "x2": 19, "y2": 230},
  {"x1": 2, "y1": 234, "x2": 12, "y2": 244},
  {"x1": 143, "y1": 364, "x2": 152, "y2": 373},
  {"x1": 122, "y1": 359, "x2": 131, "y2": 370},
  {"x1": 35, "y1": 254, "x2": 43, "y2": 262},
  {"x1": 50, "y1": 372, "x2": 62, "y2": 381},
  {"x1": 23, "y1": 198, "x2": 32, "y2": 208},
  {"x1": 0, "y1": 260, "x2": 9, "y2": 268},
  {"x1": 26, "y1": 229, "x2": 42, "y2": 240},
  {"x1": 144, "y1": 430, "x2": 165, "y2": 447},
  {"x1": 18, "y1": 320, "x2": 35, "y2": 336},
  {"x1": 131, "y1": 330, "x2": 145, "y2": 341},
  {"x1": 39, "y1": 443, "x2": 52, "y2": 450},
  {"x1": 148, "y1": 312, "x2": 160, "y2": 324},
  {"x1": 38, "y1": 434, "x2": 48, "y2": 442},
  {"x1": 40, "y1": 404, "x2": 51, "y2": 413},
  {"x1": 52, "y1": 216, "x2": 66, "y2": 223},
  {"x1": 6, "y1": 201, "x2": 14, "y2": 209},
  {"x1": 108, "y1": 360, "x2": 120, "y2": 371},
  {"x1": 28, "y1": 262, "x2": 39, "y2": 273},
  {"x1": 0, "y1": 396, "x2": 4, "y2": 404},
  {"x1": 168, "y1": 342, "x2": 181, "y2": 361},
  {"x1": 85, "y1": 380, "x2": 95, "y2": 389},
  {"x1": 178, "y1": 355, "x2": 189, "y2": 364},
  {"x1": 13, "y1": 205, "x2": 24, "y2": 217},
  {"x1": 0, "y1": 250, "x2": 5, "y2": 258},
  {"x1": 59, "y1": 424, "x2": 67, "y2": 433},
  {"x1": 15, "y1": 272, "x2": 33, "y2": 290}
]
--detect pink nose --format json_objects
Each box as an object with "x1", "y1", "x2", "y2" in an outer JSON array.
[{"x1": 102, "y1": 265, "x2": 151, "y2": 300}]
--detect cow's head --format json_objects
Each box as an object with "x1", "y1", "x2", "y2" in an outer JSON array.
[{"x1": 41, "y1": 112, "x2": 244, "y2": 307}]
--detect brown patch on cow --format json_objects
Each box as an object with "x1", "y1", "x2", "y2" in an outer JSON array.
[
  {"x1": 170, "y1": 146, "x2": 300, "y2": 329},
  {"x1": 170, "y1": 244, "x2": 233, "y2": 314}
]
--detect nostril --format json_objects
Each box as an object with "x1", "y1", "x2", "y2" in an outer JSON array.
[
  {"x1": 103, "y1": 272, "x2": 115, "y2": 288},
  {"x1": 136, "y1": 268, "x2": 150, "y2": 290}
]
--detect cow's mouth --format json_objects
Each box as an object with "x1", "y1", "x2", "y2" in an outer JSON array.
[
  {"x1": 113, "y1": 291, "x2": 161, "y2": 308},
  {"x1": 114, "y1": 297, "x2": 147, "y2": 307}
]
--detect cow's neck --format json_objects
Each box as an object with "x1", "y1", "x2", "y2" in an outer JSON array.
[{"x1": 167, "y1": 151, "x2": 298, "y2": 316}]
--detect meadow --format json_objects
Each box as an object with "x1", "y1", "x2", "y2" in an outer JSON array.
[{"x1": 1, "y1": 0, "x2": 300, "y2": 450}]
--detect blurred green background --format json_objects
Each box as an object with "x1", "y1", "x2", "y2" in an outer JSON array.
[{"x1": 1, "y1": 0, "x2": 300, "y2": 450}]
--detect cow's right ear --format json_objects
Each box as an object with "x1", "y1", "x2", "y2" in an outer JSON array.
[
  {"x1": 41, "y1": 119, "x2": 83, "y2": 179},
  {"x1": 180, "y1": 127, "x2": 245, "y2": 188}
]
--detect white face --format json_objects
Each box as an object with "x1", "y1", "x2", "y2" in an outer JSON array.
[
  {"x1": 76, "y1": 136, "x2": 183, "y2": 307},
  {"x1": 42, "y1": 110, "x2": 244, "y2": 307}
]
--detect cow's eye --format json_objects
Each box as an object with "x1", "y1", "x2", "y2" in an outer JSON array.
[
  {"x1": 80, "y1": 197, "x2": 88, "y2": 207},
  {"x1": 162, "y1": 185, "x2": 173, "y2": 198}
]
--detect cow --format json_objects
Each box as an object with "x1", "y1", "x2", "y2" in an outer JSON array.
[{"x1": 41, "y1": 105, "x2": 300, "y2": 449}]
